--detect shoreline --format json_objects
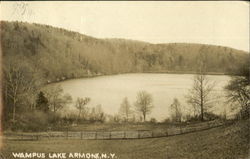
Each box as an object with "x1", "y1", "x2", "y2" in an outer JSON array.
[{"x1": 47, "y1": 71, "x2": 229, "y2": 85}]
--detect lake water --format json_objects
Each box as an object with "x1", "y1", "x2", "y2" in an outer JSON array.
[{"x1": 57, "y1": 73, "x2": 231, "y2": 121}]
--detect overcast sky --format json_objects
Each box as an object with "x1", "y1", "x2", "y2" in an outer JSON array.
[{"x1": 1, "y1": 1, "x2": 249, "y2": 52}]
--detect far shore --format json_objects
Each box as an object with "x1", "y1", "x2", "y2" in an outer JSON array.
[{"x1": 47, "y1": 71, "x2": 229, "y2": 85}]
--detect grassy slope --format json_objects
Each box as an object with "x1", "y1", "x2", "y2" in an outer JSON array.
[{"x1": 1, "y1": 120, "x2": 249, "y2": 159}]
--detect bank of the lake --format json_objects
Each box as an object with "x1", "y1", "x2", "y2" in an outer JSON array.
[{"x1": 47, "y1": 71, "x2": 228, "y2": 84}]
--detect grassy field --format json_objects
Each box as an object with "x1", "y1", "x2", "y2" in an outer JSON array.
[{"x1": 1, "y1": 120, "x2": 249, "y2": 159}]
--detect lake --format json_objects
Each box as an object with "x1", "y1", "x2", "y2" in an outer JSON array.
[{"x1": 57, "y1": 73, "x2": 231, "y2": 121}]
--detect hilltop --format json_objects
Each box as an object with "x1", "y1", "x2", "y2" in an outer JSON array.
[{"x1": 1, "y1": 21, "x2": 249, "y2": 83}]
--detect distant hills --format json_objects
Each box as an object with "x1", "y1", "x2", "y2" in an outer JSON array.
[{"x1": 1, "y1": 21, "x2": 249, "y2": 83}]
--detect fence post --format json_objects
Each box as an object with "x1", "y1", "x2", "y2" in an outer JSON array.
[
  {"x1": 109, "y1": 132, "x2": 111, "y2": 139},
  {"x1": 66, "y1": 130, "x2": 68, "y2": 140},
  {"x1": 36, "y1": 135, "x2": 39, "y2": 141},
  {"x1": 123, "y1": 131, "x2": 126, "y2": 139},
  {"x1": 165, "y1": 130, "x2": 168, "y2": 137},
  {"x1": 207, "y1": 122, "x2": 210, "y2": 129}
]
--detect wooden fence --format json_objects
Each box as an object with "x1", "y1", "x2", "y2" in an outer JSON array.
[{"x1": 3, "y1": 120, "x2": 231, "y2": 141}]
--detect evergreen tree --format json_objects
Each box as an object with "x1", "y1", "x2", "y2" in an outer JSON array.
[{"x1": 36, "y1": 91, "x2": 49, "y2": 112}]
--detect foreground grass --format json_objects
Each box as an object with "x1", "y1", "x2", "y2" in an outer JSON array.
[{"x1": 1, "y1": 120, "x2": 249, "y2": 159}]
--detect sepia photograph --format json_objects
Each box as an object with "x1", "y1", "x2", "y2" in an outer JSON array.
[{"x1": 0, "y1": 1, "x2": 249, "y2": 159}]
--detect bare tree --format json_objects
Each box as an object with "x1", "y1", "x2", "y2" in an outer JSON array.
[
  {"x1": 89, "y1": 105, "x2": 105, "y2": 122},
  {"x1": 4, "y1": 58, "x2": 41, "y2": 122},
  {"x1": 186, "y1": 51, "x2": 217, "y2": 121},
  {"x1": 186, "y1": 72, "x2": 216, "y2": 121},
  {"x1": 135, "y1": 91, "x2": 153, "y2": 122},
  {"x1": 95, "y1": 104, "x2": 105, "y2": 122},
  {"x1": 119, "y1": 97, "x2": 132, "y2": 122},
  {"x1": 170, "y1": 98, "x2": 182, "y2": 122},
  {"x1": 4, "y1": 66, "x2": 24, "y2": 121},
  {"x1": 75, "y1": 97, "x2": 90, "y2": 120},
  {"x1": 43, "y1": 85, "x2": 72, "y2": 113}
]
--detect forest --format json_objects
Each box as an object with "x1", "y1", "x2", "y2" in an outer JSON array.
[{"x1": 1, "y1": 21, "x2": 248, "y2": 83}]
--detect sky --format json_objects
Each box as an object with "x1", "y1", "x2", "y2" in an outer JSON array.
[{"x1": 1, "y1": 1, "x2": 249, "y2": 52}]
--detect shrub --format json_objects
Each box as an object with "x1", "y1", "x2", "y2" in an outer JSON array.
[
  {"x1": 149, "y1": 118, "x2": 157, "y2": 124},
  {"x1": 203, "y1": 112, "x2": 222, "y2": 121},
  {"x1": 48, "y1": 112, "x2": 61, "y2": 125},
  {"x1": 13, "y1": 110, "x2": 49, "y2": 132}
]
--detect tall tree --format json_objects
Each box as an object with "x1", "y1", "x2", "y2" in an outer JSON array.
[
  {"x1": 170, "y1": 98, "x2": 182, "y2": 122},
  {"x1": 225, "y1": 61, "x2": 250, "y2": 119},
  {"x1": 75, "y1": 97, "x2": 90, "y2": 120},
  {"x1": 135, "y1": 91, "x2": 154, "y2": 122},
  {"x1": 119, "y1": 97, "x2": 132, "y2": 122},
  {"x1": 3, "y1": 57, "x2": 41, "y2": 122},
  {"x1": 186, "y1": 55, "x2": 215, "y2": 121}
]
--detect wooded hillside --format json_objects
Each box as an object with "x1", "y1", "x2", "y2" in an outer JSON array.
[{"x1": 1, "y1": 21, "x2": 248, "y2": 83}]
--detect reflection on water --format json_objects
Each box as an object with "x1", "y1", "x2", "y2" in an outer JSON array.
[{"x1": 57, "y1": 73, "x2": 230, "y2": 121}]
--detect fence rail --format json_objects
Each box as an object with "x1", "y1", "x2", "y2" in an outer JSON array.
[{"x1": 3, "y1": 120, "x2": 232, "y2": 141}]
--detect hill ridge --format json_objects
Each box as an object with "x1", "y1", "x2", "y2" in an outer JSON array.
[{"x1": 1, "y1": 21, "x2": 249, "y2": 83}]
